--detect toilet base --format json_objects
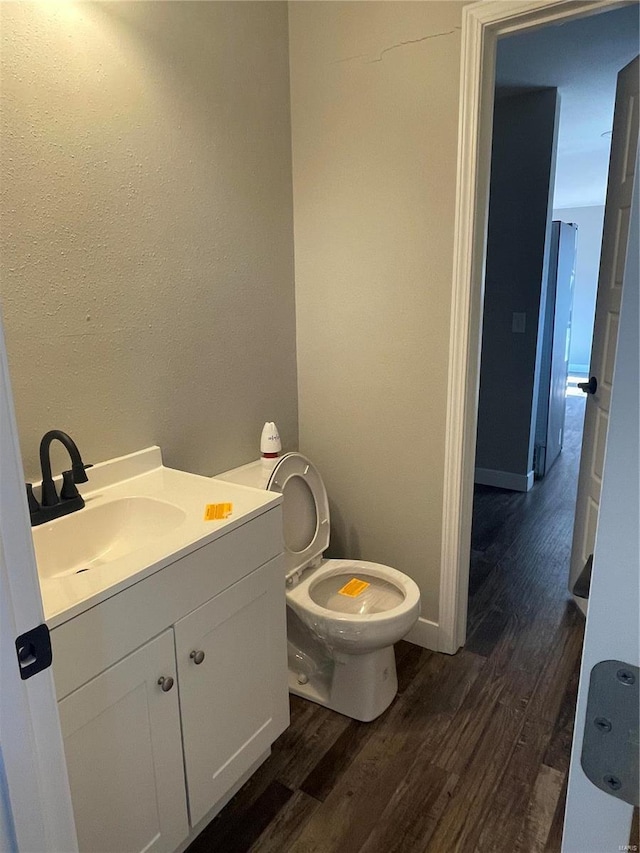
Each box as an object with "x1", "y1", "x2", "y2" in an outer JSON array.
[{"x1": 288, "y1": 645, "x2": 398, "y2": 722}]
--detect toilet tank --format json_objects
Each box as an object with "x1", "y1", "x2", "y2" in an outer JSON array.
[{"x1": 215, "y1": 459, "x2": 271, "y2": 491}]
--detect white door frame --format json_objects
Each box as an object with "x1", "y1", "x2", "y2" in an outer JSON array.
[
  {"x1": 0, "y1": 308, "x2": 78, "y2": 851},
  {"x1": 439, "y1": 0, "x2": 633, "y2": 655}
]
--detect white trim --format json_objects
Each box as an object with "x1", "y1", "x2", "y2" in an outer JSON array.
[
  {"x1": 403, "y1": 617, "x2": 440, "y2": 652},
  {"x1": 0, "y1": 309, "x2": 78, "y2": 851},
  {"x1": 474, "y1": 467, "x2": 534, "y2": 493},
  {"x1": 439, "y1": 0, "x2": 627, "y2": 655},
  {"x1": 462, "y1": 0, "x2": 628, "y2": 29}
]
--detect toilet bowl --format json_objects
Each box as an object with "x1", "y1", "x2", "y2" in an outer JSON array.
[
  {"x1": 287, "y1": 560, "x2": 420, "y2": 655},
  {"x1": 217, "y1": 452, "x2": 421, "y2": 721}
]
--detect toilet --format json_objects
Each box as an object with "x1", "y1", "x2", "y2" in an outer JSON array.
[{"x1": 217, "y1": 453, "x2": 421, "y2": 722}]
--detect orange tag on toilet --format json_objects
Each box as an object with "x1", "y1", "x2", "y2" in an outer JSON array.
[
  {"x1": 204, "y1": 502, "x2": 233, "y2": 521},
  {"x1": 338, "y1": 578, "x2": 370, "y2": 597}
]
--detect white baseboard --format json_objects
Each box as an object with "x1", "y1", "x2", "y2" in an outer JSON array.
[
  {"x1": 474, "y1": 466, "x2": 534, "y2": 492},
  {"x1": 403, "y1": 617, "x2": 440, "y2": 651}
]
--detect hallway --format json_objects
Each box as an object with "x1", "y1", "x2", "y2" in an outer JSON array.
[{"x1": 188, "y1": 397, "x2": 587, "y2": 852}]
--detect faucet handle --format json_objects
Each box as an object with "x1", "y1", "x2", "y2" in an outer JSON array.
[
  {"x1": 26, "y1": 483, "x2": 40, "y2": 515},
  {"x1": 61, "y1": 464, "x2": 92, "y2": 500},
  {"x1": 60, "y1": 470, "x2": 81, "y2": 500}
]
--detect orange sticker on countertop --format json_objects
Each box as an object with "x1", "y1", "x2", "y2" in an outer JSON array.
[
  {"x1": 204, "y1": 502, "x2": 233, "y2": 521},
  {"x1": 338, "y1": 578, "x2": 370, "y2": 597}
]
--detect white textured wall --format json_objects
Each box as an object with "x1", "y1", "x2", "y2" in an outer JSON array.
[
  {"x1": 0, "y1": 1, "x2": 297, "y2": 482},
  {"x1": 289, "y1": 2, "x2": 466, "y2": 624},
  {"x1": 552, "y1": 205, "x2": 605, "y2": 374}
]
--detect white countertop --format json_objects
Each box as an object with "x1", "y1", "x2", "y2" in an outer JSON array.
[{"x1": 36, "y1": 447, "x2": 281, "y2": 629}]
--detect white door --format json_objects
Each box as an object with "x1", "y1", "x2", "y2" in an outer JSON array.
[
  {"x1": 562, "y1": 149, "x2": 639, "y2": 851},
  {"x1": 569, "y1": 56, "x2": 639, "y2": 607},
  {"x1": 59, "y1": 629, "x2": 188, "y2": 853},
  {"x1": 0, "y1": 310, "x2": 78, "y2": 851},
  {"x1": 175, "y1": 558, "x2": 289, "y2": 827}
]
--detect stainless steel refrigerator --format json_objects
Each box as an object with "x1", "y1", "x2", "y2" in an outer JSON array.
[{"x1": 534, "y1": 220, "x2": 578, "y2": 478}]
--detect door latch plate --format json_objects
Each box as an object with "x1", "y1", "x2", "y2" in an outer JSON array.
[
  {"x1": 15, "y1": 623, "x2": 52, "y2": 680},
  {"x1": 581, "y1": 660, "x2": 639, "y2": 805}
]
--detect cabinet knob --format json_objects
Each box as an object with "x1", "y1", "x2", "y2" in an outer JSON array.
[
  {"x1": 157, "y1": 675, "x2": 174, "y2": 692},
  {"x1": 190, "y1": 650, "x2": 205, "y2": 665}
]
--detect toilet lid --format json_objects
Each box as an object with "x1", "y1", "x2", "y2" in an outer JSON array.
[{"x1": 267, "y1": 453, "x2": 330, "y2": 577}]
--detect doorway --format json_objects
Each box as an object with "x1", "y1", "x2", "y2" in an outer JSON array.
[
  {"x1": 468, "y1": 4, "x2": 639, "y2": 634},
  {"x1": 438, "y1": 0, "x2": 639, "y2": 657}
]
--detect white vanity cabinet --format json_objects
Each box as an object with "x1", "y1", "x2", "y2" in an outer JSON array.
[
  {"x1": 176, "y1": 559, "x2": 288, "y2": 825},
  {"x1": 50, "y1": 506, "x2": 288, "y2": 853},
  {"x1": 58, "y1": 630, "x2": 188, "y2": 853}
]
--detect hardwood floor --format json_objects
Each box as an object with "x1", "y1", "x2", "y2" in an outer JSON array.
[{"x1": 188, "y1": 397, "x2": 587, "y2": 853}]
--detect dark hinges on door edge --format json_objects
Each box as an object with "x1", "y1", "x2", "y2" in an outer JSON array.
[
  {"x1": 581, "y1": 659, "x2": 639, "y2": 806},
  {"x1": 15, "y1": 623, "x2": 52, "y2": 680}
]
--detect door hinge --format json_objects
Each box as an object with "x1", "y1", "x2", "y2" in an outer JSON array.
[
  {"x1": 581, "y1": 660, "x2": 639, "y2": 805},
  {"x1": 15, "y1": 623, "x2": 52, "y2": 680}
]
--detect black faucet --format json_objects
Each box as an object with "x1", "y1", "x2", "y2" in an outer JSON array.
[{"x1": 28, "y1": 430, "x2": 91, "y2": 526}]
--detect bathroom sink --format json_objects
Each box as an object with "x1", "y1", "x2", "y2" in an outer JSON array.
[
  {"x1": 33, "y1": 445, "x2": 282, "y2": 628},
  {"x1": 33, "y1": 496, "x2": 187, "y2": 580}
]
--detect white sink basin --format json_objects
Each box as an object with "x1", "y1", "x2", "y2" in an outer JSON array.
[
  {"x1": 32, "y1": 446, "x2": 282, "y2": 628},
  {"x1": 34, "y1": 496, "x2": 187, "y2": 580}
]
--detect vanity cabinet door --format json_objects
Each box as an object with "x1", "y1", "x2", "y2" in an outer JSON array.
[
  {"x1": 58, "y1": 629, "x2": 188, "y2": 853},
  {"x1": 175, "y1": 556, "x2": 289, "y2": 826}
]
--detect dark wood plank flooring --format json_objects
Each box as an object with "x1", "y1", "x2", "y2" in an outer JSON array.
[{"x1": 188, "y1": 397, "x2": 587, "y2": 853}]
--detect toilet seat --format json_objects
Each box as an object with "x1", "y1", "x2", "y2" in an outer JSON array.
[
  {"x1": 287, "y1": 559, "x2": 420, "y2": 624},
  {"x1": 269, "y1": 453, "x2": 421, "y2": 647},
  {"x1": 267, "y1": 453, "x2": 330, "y2": 578},
  {"x1": 286, "y1": 559, "x2": 421, "y2": 655}
]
